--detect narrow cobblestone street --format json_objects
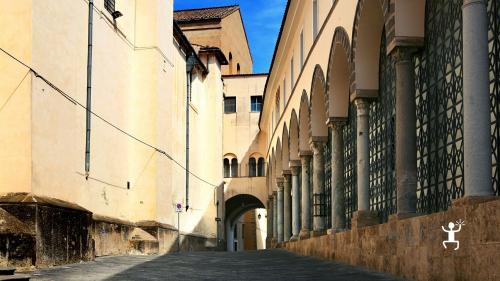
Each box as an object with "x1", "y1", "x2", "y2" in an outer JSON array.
[{"x1": 31, "y1": 250, "x2": 404, "y2": 281}]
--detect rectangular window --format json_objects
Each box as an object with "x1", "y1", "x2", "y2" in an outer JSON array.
[
  {"x1": 283, "y1": 78, "x2": 287, "y2": 103},
  {"x1": 300, "y1": 31, "x2": 304, "y2": 69},
  {"x1": 224, "y1": 96, "x2": 236, "y2": 113},
  {"x1": 250, "y1": 96, "x2": 263, "y2": 112},
  {"x1": 291, "y1": 57, "x2": 295, "y2": 89},
  {"x1": 276, "y1": 89, "x2": 280, "y2": 115},
  {"x1": 104, "y1": 0, "x2": 115, "y2": 13},
  {"x1": 313, "y1": 0, "x2": 318, "y2": 40}
]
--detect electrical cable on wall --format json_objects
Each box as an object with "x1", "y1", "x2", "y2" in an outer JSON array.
[{"x1": 0, "y1": 47, "x2": 218, "y2": 188}]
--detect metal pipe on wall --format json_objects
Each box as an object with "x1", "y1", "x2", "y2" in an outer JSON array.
[
  {"x1": 85, "y1": 0, "x2": 94, "y2": 178},
  {"x1": 186, "y1": 53, "x2": 196, "y2": 211}
]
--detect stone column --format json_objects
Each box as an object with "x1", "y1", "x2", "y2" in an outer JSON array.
[
  {"x1": 355, "y1": 99, "x2": 370, "y2": 211},
  {"x1": 329, "y1": 119, "x2": 346, "y2": 230},
  {"x1": 283, "y1": 173, "x2": 292, "y2": 241},
  {"x1": 290, "y1": 163, "x2": 301, "y2": 241},
  {"x1": 276, "y1": 177, "x2": 284, "y2": 243},
  {"x1": 272, "y1": 191, "x2": 277, "y2": 242},
  {"x1": 310, "y1": 140, "x2": 326, "y2": 236},
  {"x1": 352, "y1": 99, "x2": 379, "y2": 228},
  {"x1": 393, "y1": 47, "x2": 418, "y2": 215},
  {"x1": 463, "y1": 0, "x2": 493, "y2": 197},
  {"x1": 266, "y1": 196, "x2": 273, "y2": 248},
  {"x1": 299, "y1": 152, "x2": 312, "y2": 239}
]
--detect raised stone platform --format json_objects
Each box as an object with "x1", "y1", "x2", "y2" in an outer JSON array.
[{"x1": 280, "y1": 198, "x2": 500, "y2": 281}]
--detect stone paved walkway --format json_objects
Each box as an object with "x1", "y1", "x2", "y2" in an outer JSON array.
[{"x1": 30, "y1": 250, "x2": 406, "y2": 281}]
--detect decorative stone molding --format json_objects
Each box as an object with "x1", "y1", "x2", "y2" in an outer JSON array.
[
  {"x1": 327, "y1": 117, "x2": 347, "y2": 129},
  {"x1": 354, "y1": 98, "x2": 370, "y2": 116}
]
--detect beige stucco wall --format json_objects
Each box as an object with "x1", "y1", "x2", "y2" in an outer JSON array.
[
  {"x1": 220, "y1": 11, "x2": 253, "y2": 75},
  {"x1": 0, "y1": 0, "x2": 32, "y2": 194},
  {"x1": 223, "y1": 74, "x2": 268, "y2": 229},
  {"x1": 0, "y1": 0, "x2": 222, "y2": 240}
]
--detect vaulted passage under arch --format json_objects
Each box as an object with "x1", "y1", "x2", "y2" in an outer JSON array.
[{"x1": 225, "y1": 194, "x2": 266, "y2": 252}]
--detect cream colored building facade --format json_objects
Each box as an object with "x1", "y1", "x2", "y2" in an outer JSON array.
[
  {"x1": 0, "y1": 0, "x2": 227, "y2": 267},
  {"x1": 222, "y1": 74, "x2": 268, "y2": 251},
  {"x1": 174, "y1": 5, "x2": 269, "y2": 251}
]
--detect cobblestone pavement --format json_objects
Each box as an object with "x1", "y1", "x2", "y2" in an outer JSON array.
[{"x1": 30, "y1": 249, "x2": 406, "y2": 281}]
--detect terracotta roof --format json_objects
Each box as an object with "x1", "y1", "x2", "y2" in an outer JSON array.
[{"x1": 174, "y1": 5, "x2": 239, "y2": 22}]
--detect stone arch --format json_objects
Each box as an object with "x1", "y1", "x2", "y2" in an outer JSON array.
[
  {"x1": 223, "y1": 153, "x2": 238, "y2": 160},
  {"x1": 281, "y1": 124, "x2": 290, "y2": 173},
  {"x1": 298, "y1": 91, "x2": 311, "y2": 152},
  {"x1": 225, "y1": 194, "x2": 265, "y2": 251},
  {"x1": 289, "y1": 109, "x2": 300, "y2": 161},
  {"x1": 225, "y1": 194, "x2": 265, "y2": 225},
  {"x1": 351, "y1": 0, "x2": 388, "y2": 97},
  {"x1": 309, "y1": 65, "x2": 328, "y2": 139},
  {"x1": 326, "y1": 26, "x2": 352, "y2": 119}
]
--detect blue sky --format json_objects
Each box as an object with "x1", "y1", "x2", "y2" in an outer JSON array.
[{"x1": 174, "y1": 0, "x2": 287, "y2": 73}]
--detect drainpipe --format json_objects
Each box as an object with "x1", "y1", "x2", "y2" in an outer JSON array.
[
  {"x1": 186, "y1": 53, "x2": 196, "y2": 211},
  {"x1": 85, "y1": 0, "x2": 94, "y2": 178}
]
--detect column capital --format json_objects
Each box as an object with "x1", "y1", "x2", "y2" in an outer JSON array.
[
  {"x1": 391, "y1": 46, "x2": 418, "y2": 63},
  {"x1": 463, "y1": 0, "x2": 486, "y2": 8},
  {"x1": 300, "y1": 153, "x2": 312, "y2": 165},
  {"x1": 290, "y1": 166, "x2": 300, "y2": 176},
  {"x1": 283, "y1": 173, "x2": 291, "y2": 183},
  {"x1": 289, "y1": 160, "x2": 301, "y2": 168},
  {"x1": 298, "y1": 150, "x2": 313, "y2": 157},
  {"x1": 327, "y1": 117, "x2": 347, "y2": 129},
  {"x1": 276, "y1": 177, "x2": 284, "y2": 190},
  {"x1": 290, "y1": 161, "x2": 301, "y2": 176},
  {"x1": 309, "y1": 139, "x2": 326, "y2": 155},
  {"x1": 354, "y1": 98, "x2": 370, "y2": 116},
  {"x1": 282, "y1": 170, "x2": 291, "y2": 177}
]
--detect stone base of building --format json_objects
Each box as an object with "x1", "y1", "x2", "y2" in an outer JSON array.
[
  {"x1": 0, "y1": 193, "x2": 219, "y2": 269},
  {"x1": 0, "y1": 193, "x2": 94, "y2": 269},
  {"x1": 278, "y1": 198, "x2": 500, "y2": 281}
]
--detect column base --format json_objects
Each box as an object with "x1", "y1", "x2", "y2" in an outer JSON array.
[
  {"x1": 270, "y1": 238, "x2": 278, "y2": 248},
  {"x1": 452, "y1": 196, "x2": 499, "y2": 208},
  {"x1": 327, "y1": 228, "x2": 345, "y2": 235},
  {"x1": 299, "y1": 229, "x2": 310, "y2": 240},
  {"x1": 310, "y1": 230, "x2": 326, "y2": 237},
  {"x1": 352, "y1": 210, "x2": 379, "y2": 228},
  {"x1": 289, "y1": 235, "x2": 299, "y2": 241}
]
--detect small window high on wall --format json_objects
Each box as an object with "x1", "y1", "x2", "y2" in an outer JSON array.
[
  {"x1": 224, "y1": 158, "x2": 230, "y2": 178},
  {"x1": 300, "y1": 31, "x2": 304, "y2": 69},
  {"x1": 312, "y1": 0, "x2": 318, "y2": 39},
  {"x1": 224, "y1": 157, "x2": 239, "y2": 178},
  {"x1": 224, "y1": 96, "x2": 236, "y2": 113},
  {"x1": 251, "y1": 96, "x2": 262, "y2": 112},
  {"x1": 249, "y1": 158, "x2": 257, "y2": 177},
  {"x1": 257, "y1": 158, "x2": 265, "y2": 176},
  {"x1": 104, "y1": 0, "x2": 115, "y2": 13},
  {"x1": 231, "y1": 158, "x2": 238, "y2": 177}
]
